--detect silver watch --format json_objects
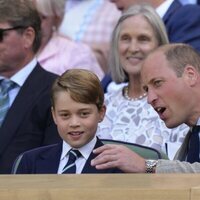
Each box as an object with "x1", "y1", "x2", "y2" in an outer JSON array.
[{"x1": 145, "y1": 160, "x2": 158, "y2": 173}]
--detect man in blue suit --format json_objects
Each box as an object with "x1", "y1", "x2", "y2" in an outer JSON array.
[
  {"x1": 102, "y1": 0, "x2": 200, "y2": 91},
  {"x1": 0, "y1": 0, "x2": 61, "y2": 173},
  {"x1": 13, "y1": 69, "x2": 122, "y2": 174},
  {"x1": 180, "y1": 0, "x2": 199, "y2": 4},
  {"x1": 110, "y1": 0, "x2": 200, "y2": 51}
]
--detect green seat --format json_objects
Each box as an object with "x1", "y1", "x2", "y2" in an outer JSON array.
[{"x1": 101, "y1": 139, "x2": 168, "y2": 160}]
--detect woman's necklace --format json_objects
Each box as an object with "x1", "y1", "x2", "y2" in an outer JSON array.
[{"x1": 123, "y1": 86, "x2": 147, "y2": 101}]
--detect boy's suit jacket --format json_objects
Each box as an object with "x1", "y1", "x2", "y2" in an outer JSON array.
[
  {"x1": 13, "y1": 138, "x2": 123, "y2": 174},
  {"x1": 163, "y1": 0, "x2": 200, "y2": 52},
  {"x1": 0, "y1": 63, "x2": 61, "y2": 174}
]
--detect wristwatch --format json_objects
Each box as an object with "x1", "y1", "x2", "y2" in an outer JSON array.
[{"x1": 145, "y1": 160, "x2": 158, "y2": 173}]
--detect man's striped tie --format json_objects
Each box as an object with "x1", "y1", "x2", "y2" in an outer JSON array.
[
  {"x1": 186, "y1": 125, "x2": 200, "y2": 163},
  {"x1": 0, "y1": 79, "x2": 16, "y2": 126},
  {"x1": 62, "y1": 149, "x2": 82, "y2": 174}
]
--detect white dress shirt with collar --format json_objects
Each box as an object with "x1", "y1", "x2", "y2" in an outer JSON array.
[
  {"x1": 156, "y1": 0, "x2": 174, "y2": 18},
  {"x1": 57, "y1": 136, "x2": 97, "y2": 174}
]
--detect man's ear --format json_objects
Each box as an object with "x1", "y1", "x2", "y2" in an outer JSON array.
[
  {"x1": 183, "y1": 65, "x2": 198, "y2": 86},
  {"x1": 22, "y1": 26, "x2": 35, "y2": 50}
]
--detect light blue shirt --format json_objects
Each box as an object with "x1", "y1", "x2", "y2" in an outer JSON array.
[
  {"x1": 179, "y1": 0, "x2": 197, "y2": 5},
  {"x1": 0, "y1": 58, "x2": 37, "y2": 107}
]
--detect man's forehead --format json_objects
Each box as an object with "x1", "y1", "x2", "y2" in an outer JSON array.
[
  {"x1": 141, "y1": 51, "x2": 166, "y2": 81},
  {"x1": 142, "y1": 51, "x2": 163, "y2": 70}
]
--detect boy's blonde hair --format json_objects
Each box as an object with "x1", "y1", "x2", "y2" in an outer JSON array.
[{"x1": 51, "y1": 69, "x2": 104, "y2": 111}]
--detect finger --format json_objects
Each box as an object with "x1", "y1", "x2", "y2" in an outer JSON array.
[
  {"x1": 93, "y1": 144, "x2": 114, "y2": 154},
  {"x1": 95, "y1": 160, "x2": 117, "y2": 170},
  {"x1": 91, "y1": 153, "x2": 116, "y2": 166}
]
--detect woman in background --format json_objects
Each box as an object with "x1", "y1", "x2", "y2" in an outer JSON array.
[
  {"x1": 97, "y1": 4, "x2": 189, "y2": 159},
  {"x1": 33, "y1": 0, "x2": 104, "y2": 80}
]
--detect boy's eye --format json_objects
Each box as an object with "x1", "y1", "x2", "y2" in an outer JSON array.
[
  {"x1": 60, "y1": 113, "x2": 69, "y2": 118},
  {"x1": 80, "y1": 112, "x2": 90, "y2": 117}
]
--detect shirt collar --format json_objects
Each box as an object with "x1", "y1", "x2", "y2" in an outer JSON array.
[
  {"x1": 0, "y1": 58, "x2": 37, "y2": 87},
  {"x1": 156, "y1": 0, "x2": 174, "y2": 18},
  {"x1": 196, "y1": 118, "x2": 200, "y2": 126},
  {"x1": 60, "y1": 136, "x2": 97, "y2": 161}
]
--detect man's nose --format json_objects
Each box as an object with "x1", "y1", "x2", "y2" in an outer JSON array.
[{"x1": 147, "y1": 89, "x2": 157, "y2": 105}]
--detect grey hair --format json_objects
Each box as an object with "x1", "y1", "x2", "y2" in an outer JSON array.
[{"x1": 109, "y1": 3, "x2": 169, "y2": 83}]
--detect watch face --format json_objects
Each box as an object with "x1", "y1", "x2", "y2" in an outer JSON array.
[{"x1": 145, "y1": 160, "x2": 157, "y2": 173}]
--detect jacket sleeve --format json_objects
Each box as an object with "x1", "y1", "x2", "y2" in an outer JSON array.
[{"x1": 156, "y1": 159, "x2": 200, "y2": 173}]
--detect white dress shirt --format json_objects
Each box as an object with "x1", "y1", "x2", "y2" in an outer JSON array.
[
  {"x1": 156, "y1": 0, "x2": 174, "y2": 18},
  {"x1": 57, "y1": 136, "x2": 97, "y2": 174}
]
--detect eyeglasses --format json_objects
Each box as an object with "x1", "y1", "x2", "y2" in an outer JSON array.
[{"x1": 0, "y1": 26, "x2": 26, "y2": 42}]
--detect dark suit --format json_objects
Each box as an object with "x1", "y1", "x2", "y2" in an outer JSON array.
[
  {"x1": 13, "y1": 138, "x2": 123, "y2": 174},
  {"x1": 163, "y1": 0, "x2": 200, "y2": 51},
  {"x1": 101, "y1": 0, "x2": 200, "y2": 91},
  {"x1": 0, "y1": 63, "x2": 61, "y2": 174}
]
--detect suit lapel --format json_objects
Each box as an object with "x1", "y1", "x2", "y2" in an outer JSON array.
[
  {"x1": 82, "y1": 138, "x2": 113, "y2": 173},
  {"x1": 0, "y1": 64, "x2": 55, "y2": 154},
  {"x1": 163, "y1": 0, "x2": 181, "y2": 24},
  {"x1": 36, "y1": 143, "x2": 62, "y2": 173},
  {"x1": 174, "y1": 129, "x2": 191, "y2": 161}
]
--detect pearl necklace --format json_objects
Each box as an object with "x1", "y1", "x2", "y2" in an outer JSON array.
[{"x1": 123, "y1": 86, "x2": 147, "y2": 101}]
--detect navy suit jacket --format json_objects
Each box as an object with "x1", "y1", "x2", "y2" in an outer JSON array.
[
  {"x1": 101, "y1": 0, "x2": 200, "y2": 92},
  {"x1": 13, "y1": 138, "x2": 123, "y2": 174},
  {"x1": 163, "y1": 0, "x2": 200, "y2": 51},
  {"x1": 0, "y1": 63, "x2": 61, "y2": 174}
]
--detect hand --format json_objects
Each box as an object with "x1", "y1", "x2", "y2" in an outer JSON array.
[{"x1": 91, "y1": 144, "x2": 146, "y2": 173}]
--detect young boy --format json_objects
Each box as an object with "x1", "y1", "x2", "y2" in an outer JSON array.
[{"x1": 12, "y1": 69, "x2": 123, "y2": 174}]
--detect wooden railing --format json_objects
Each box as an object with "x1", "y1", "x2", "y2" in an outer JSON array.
[{"x1": 0, "y1": 174, "x2": 200, "y2": 200}]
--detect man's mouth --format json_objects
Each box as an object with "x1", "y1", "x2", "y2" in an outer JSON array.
[{"x1": 155, "y1": 107, "x2": 166, "y2": 119}]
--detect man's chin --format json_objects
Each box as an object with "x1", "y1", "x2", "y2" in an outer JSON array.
[{"x1": 165, "y1": 120, "x2": 179, "y2": 129}]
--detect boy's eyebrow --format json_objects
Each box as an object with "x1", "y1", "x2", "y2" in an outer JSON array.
[{"x1": 78, "y1": 108, "x2": 93, "y2": 111}]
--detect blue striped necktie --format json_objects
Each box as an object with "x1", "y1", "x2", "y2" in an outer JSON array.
[
  {"x1": 62, "y1": 149, "x2": 82, "y2": 174},
  {"x1": 186, "y1": 125, "x2": 200, "y2": 163},
  {"x1": 0, "y1": 79, "x2": 16, "y2": 126}
]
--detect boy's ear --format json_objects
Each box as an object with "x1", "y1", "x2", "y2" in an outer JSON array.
[
  {"x1": 51, "y1": 106, "x2": 57, "y2": 125},
  {"x1": 99, "y1": 105, "x2": 106, "y2": 122},
  {"x1": 183, "y1": 65, "x2": 198, "y2": 86}
]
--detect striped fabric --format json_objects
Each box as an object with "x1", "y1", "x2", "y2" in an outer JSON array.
[
  {"x1": 62, "y1": 149, "x2": 82, "y2": 174},
  {"x1": 0, "y1": 79, "x2": 16, "y2": 126}
]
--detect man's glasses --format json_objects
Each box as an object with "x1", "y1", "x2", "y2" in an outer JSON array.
[{"x1": 0, "y1": 26, "x2": 26, "y2": 42}]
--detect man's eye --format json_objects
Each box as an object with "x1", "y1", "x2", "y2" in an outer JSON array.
[{"x1": 154, "y1": 80, "x2": 162, "y2": 87}]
